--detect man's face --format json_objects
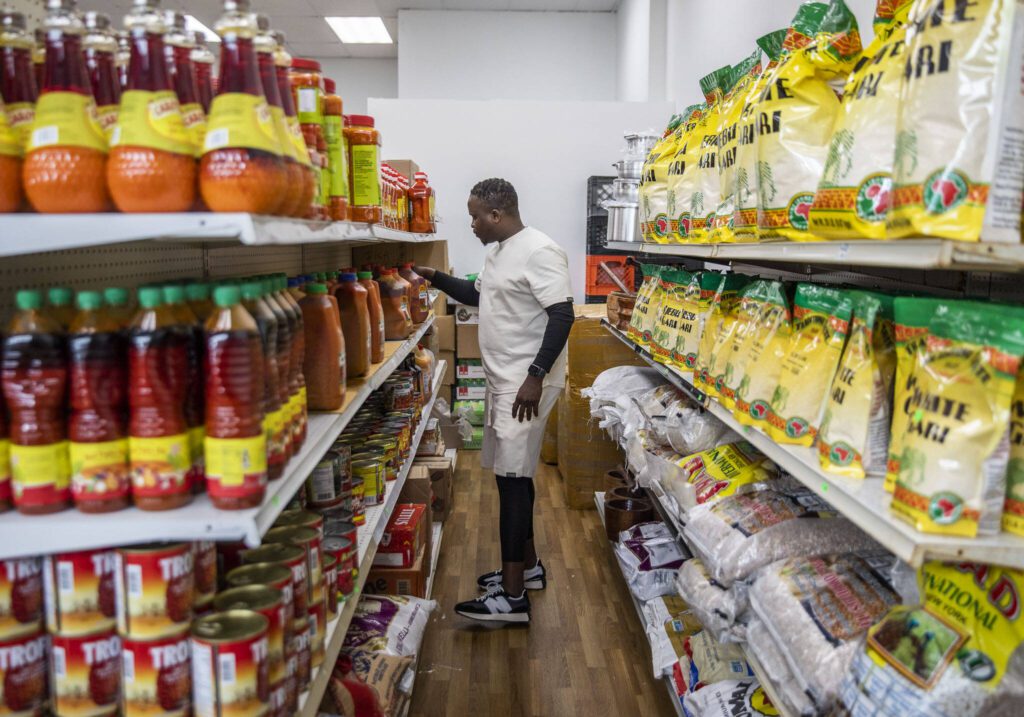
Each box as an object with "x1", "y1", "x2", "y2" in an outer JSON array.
[{"x1": 468, "y1": 196, "x2": 501, "y2": 245}]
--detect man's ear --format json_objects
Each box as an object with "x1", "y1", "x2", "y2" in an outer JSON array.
[{"x1": 490, "y1": 209, "x2": 502, "y2": 222}]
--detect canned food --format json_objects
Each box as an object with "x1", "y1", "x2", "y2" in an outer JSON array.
[
  {"x1": 323, "y1": 536, "x2": 355, "y2": 597},
  {"x1": 323, "y1": 512, "x2": 357, "y2": 544},
  {"x1": 190, "y1": 610, "x2": 270, "y2": 717},
  {"x1": 290, "y1": 617, "x2": 311, "y2": 690},
  {"x1": 362, "y1": 439, "x2": 398, "y2": 481},
  {"x1": 0, "y1": 558, "x2": 42, "y2": 640},
  {"x1": 50, "y1": 629, "x2": 121, "y2": 716},
  {"x1": 241, "y1": 544, "x2": 308, "y2": 616},
  {"x1": 215, "y1": 541, "x2": 249, "y2": 587},
  {"x1": 193, "y1": 542, "x2": 217, "y2": 610},
  {"x1": 224, "y1": 563, "x2": 294, "y2": 639},
  {"x1": 385, "y1": 380, "x2": 414, "y2": 411},
  {"x1": 319, "y1": 505, "x2": 355, "y2": 534},
  {"x1": 304, "y1": 453, "x2": 342, "y2": 509},
  {"x1": 0, "y1": 628, "x2": 47, "y2": 714},
  {"x1": 264, "y1": 526, "x2": 321, "y2": 605},
  {"x1": 213, "y1": 586, "x2": 287, "y2": 715},
  {"x1": 323, "y1": 555, "x2": 338, "y2": 620},
  {"x1": 351, "y1": 457, "x2": 384, "y2": 508},
  {"x1": 121, "y1": 630, "x2": 190, "y2": 716},
  {"x1": 308, "y1": 601, "x2": 325, "y2": 669},
  {"x1": 378, "y1": 422, "x2": 411, "y2": 457},
  {"x1": 43, "y1": 549, "x2": 117, "y2": 636},
  {"x1": 115, "y1": 543, "x2": 194, "y2": 639},
  {"x1": 282, "y1": 649, "x2": 298, "y2": 716},
  {"x1": 273, "y1": 510, "x2": 324, "y2": 542}
]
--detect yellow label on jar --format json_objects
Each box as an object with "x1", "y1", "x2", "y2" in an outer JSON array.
[
  {"x1": 180, "y1": 101, "x2": 206, "y2": 157},
  {"x1": 265, "y1": 408, "x2": 286, "y2": 457},
  {"x1": 296, "y1": 87, "x2": 321, "y2": 125},
  {"x1": 11, "y1": 441, "x2": 71, "y2": 487},
  {"x1": 324, "y1": 114, "x2": 348, "y2": 199},
  {"x1": 28, "y1": 91, "x2": 107, "y2": 153},
  {"x1": 111, "y1": 90, "x2": 194, "y2": 156},
  {"x1": 203, "y1": 92, "x2": 281, "y2": 156},
  {"x1": 0, "y1": 439, "x2": 9, "y2": 481},
  {"x1": 0, "y1": 103, "x2": 19, "y2": 158},
  {"x1": 129, "y1": 433, "x2": 190, "y2": 476},
  {"x1": 189, "y1": 425, "x2": 205, "y2": 470},
  {"x1": 5, "y1": 100, "x2": 34, "y2": 151},
  {"x1": 70, "y1": 438, "x2": 128, "y2": 482},
  {"x1": 270, "y1": 106, "x2": 297, "y2": 162},
  {"x1": 287, "y1": 116, "x2": 312, "y2": 167},
  {"x1": 96, "y1": 103, "x2": 118, "y2": 142},
  {"x1": 205, "y1": 434, "x2": 267, "y2": 487},
  {"x1": 351, "y1": 143, "x2": 381, "y2": 207}
]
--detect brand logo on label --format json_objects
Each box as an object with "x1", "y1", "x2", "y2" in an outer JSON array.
[
  {"x1": 148, "y1": 640, "x2": 189, "y2": 669},
  {"x1": 748, "y1": 400, "x2": 769, "y2": 420},
  {"x1": 653, "y1": 214, "x2": 669, "y2": 238},
  {"x1": 678, "y1": 213, "x2": 691, "y2": 238},
  {"x1": 3, "y1": 559, "x2": 40, "y2": 581},
  {"x1": 90, "y1": 551, "x2": 117, "y2": 577},
  {"x1": 829, "y1": 442, "x2": 854, "y2": 466},
  {"x1": 855, "y1": 175, "x2": 891, "y2": 222},
  {"x1": 148, "y1": 97, "x2": 181, "y2": 122},
  {"x1": 82, "y1": 635, "x2": 121, "y2": 665},
  {"x1": 705, "y1": 211, "x2": 716, "y2": 231},
  {"x1": 785, "y1": 417, "x2": 808, "y2": 438},
  {"x1": 684, "y1": 354, "x2": 696, "y2": 369},
  {"x1": 928, "y1": 492, "x2": 964, "y2": 525},
  {"x1": 250, "y1": 637, "x2": 269, "y2": 663},
  {"x1": 158, "y1": 553, "x2": 194, "y2": 580},
  {"x1": 787, "y1": 192, "x2": 814, "y2": 231},
  {"x1": 924, "y1": 169, "x2": 969, "y2": 214},
  {"x1": 0, "y1": 635, "x2": 47, "y2": 669}
]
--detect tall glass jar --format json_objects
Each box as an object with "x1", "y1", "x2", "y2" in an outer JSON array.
[
  {"x1": 256, "y1": 14, "x2": 301, "y2": 217},
  {"x1": 1, "y1": 10, "x2": 38, "y2": 148},
  {"x1": 345, "y1": 114, "x2": 381, "y2": 224},
  {"x1": 322, "y1": 77, "x2": 347, "y2": 221},
  {"x1": 272, "y1": 31, "x2": 315, "y2": 217},
  {"x1": 164, "y1": 11, "x2": 206, "y2": 154},
  {"x1": 190, "y1": 31, "x2": 215, "y2": 113},
  {"x1": 289, "y1": 57, "x2": 326, "y2": 219},
  {"x1": 82, "y1": 12, "x2": 120, "y2": 142}
]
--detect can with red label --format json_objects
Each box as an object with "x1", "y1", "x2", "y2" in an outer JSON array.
[
  {"x1": 121, "y1": 630, "x2": 191, "y2": 716},
  {"x1": 114, "y1": 544, "x2": 193, "y2": 640},
  {"x1": 50, "y1": 629, "x2": 121, "y2": 716},
  {"x1": 322, "y1": 555, "x2": 338, "y2": 620},
  {"x1": 215, "y1": 541, "x2": 249, "y2": 588},
  {"x1": 213, "y1": 587, "x2": 286, "y2": 716},
  {"x1": 282, "y1": 649, "x2": 298, "y2": 715},
  {"x1": 322, "y1": 536, "x2": 354, "y2": 597},
  {"x1": 0, "y1": 627, "x2": 47, "y2": 714},
  {"x1": 192, "y1": 542, "x2": 217, "y2": 611},
  {"x1": 319, "y1": 506, "x2": 355, "y2": 540},
  {"x1": 190, "y1": 610, "x2": 270, "y2": 717},
  {"x1": 263, "y1": 526, "x2": 321, "y2": 606},
  {"x1": 224, "y1": 564, "x2": 294, "y2": 645},
  {"x1": 241, "y1": 544, "x2": 308, "y2": 616},
  {"x1": 0, "y1": 558, "x2": 42, "y2": 640},
  {"x1": 43, "y1": 549, "x2": 117, "y2": 636},
  {"x1": 290, "y1": 617, "x2": 310, "y2": 691},
  {"x1": 307, "y1": 601, "x2": 325, "y2": 670}
]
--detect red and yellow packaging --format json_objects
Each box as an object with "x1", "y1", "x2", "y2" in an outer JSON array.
[
  {"x1": 0, "y1": 628, "x2": 47, "y2": 715},
  {"x1": 282, "y1": 648, "x2": 298, "y2": 716},
  {"x1": 114, "y1": 544, "x2": 194, "y2": 639},
  {"x1": 224, "y1": 564, "x2": 294, "y2": 642},
  {"x1": 50, "y1": 629, "x2": 121, "y2": 716},
  {"x1": 263, "y1": 526, "x2": 321, "y2": 607},
  {"x1": 0, "y1": 559, "x2": 42, "y2": 640},
  {"x1": 192, "y1": 542, "x2": 217, "y2": 611},
  {"x1": 43, "y1": 549, "x2": 117, "y2": 636},
  {"x1": 323, "y1": 555, "x2": 338, "y2": 620},
  {"x1": 190, "y1": 610, "x2": 270, "y2": 717},
  {"x1": 120, "y1": 630, "x2": 191, "y2": 716},
  {"x1": 241, "y1": 544, "x2": 307, "y2": 617},
  {"x1": 290, "y1": 617, "x2": 310, "y2": 691},
  {"x1": 213, "y1": 587, "x2": 286, "y2": 717},
  {"x1": 308, "y1": 601, "x2": 325, "y2": 669}
]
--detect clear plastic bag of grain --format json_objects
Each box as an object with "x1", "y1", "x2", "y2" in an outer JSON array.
[
  {"x1": 683, "y1": 678, "x2": 777, "y2": 717},
  {"x1": 674, "y1": 558, "x2": 748, "y2": 643},
  {"x1": 744, "y1": 614, "x2": 817, "y2": 717}
]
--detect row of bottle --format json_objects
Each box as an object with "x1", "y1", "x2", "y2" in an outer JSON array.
[{"x1": 382, "y1": 165, "x2": 436, "y2": 233}]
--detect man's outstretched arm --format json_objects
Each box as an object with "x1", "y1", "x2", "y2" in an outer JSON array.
[{"x1": 414, "y1": 266, "x2": 480, "y2": 307}]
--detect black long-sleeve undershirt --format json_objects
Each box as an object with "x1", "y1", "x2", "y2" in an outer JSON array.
[{"x1": 430, "y1": 271, "x2": 480, "y2": 307}]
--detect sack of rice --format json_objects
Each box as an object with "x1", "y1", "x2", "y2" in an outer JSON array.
[
  {"x1": 665, "y1": 104, "x2": 705, "y2": 244},
  {"x1": 651, "y1": 269, "x2": 692, "y2": 365},
  {"x1": 748, "y1": 553, "x2": 903, "y2": 710},
  {"x1": 836, "y1": 561, "x2": 1024, "y2": 716},
  {"x1": 677, "y1": 630, "x2": 754, "y2": 694},
  {"x1": 640, "y1": 115, "x2": 685, "y2": 243},
  {"x1": 628, "y1": 263, "x2": 664, "y2": 344},
  {"x1": 683, "y1": 484, "x2": 882, "y2": 585},
  {"x1": 767, "y1": 284, "x2": 853, "y2": 446},
  {"x1": 733, "y1": 281, "x2": 792, "y2": 428},
  {"x1": 632, "y1": 265, "x2": 670, "y2": 348},
  {"x1": 744, "y1": 615, "x2": 817, "y2": 717},
  {"x1": 676, "y1": 272, "x2": 721, "y2": 373},
  {"x1": 817, "y1": 291, "x2": 897, "y2": 479},
  {"x1": 675, "y1": 558, "x2": 749, "y2": 643},
  {"x1": 619, "y1": 521, "x2": 673, "y2": 544},
  {"x1": 888, "y1": 0, "x2": 1024, "y2": 243},
  {"x1": 1004, "y1": 374, "x2": 1024, "y2": 535},
  {"x1": 614, "y1": 534, "x2": 690, "y2": 601},
  {"x1": 641, "y1": 594, "x2": 699, "y2": 678},
  {"x1": 716, "y1": 281, "x2": 771, "y2": 410},
  {"x1": 810, "y1": 1, "x2": 913, "y2": 238},
  {"x1": 694, "y1": 273, "x2": 752, "y2": 397},
  {"x1": 756, "y1": 0, "x2": 863, "y2": 241},
  {"x1": 683, "y1": 679, "x2": 779, "y2": 717},
  {"x1": 891, "y1": 300, "x2": 1024, "y2": 537},
  {"x1": 685, "y1": 67, "x2": 731, "y2": 243}
]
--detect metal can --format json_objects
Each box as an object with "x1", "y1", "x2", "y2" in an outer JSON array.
[
  {"x1": 121, "y1": 629, "x2": 191, "y2": 716},
  {"x1": 323, "y1": 536, "x2": 355, "y2": 597},
  {"x1": 273, "y1": 510, "x2": 324, "y2": 543},
  {"x1": 50, "y1": 628, "x2": 121, "y2": 716},
  {"x1": 263, "y1": 526, "x2": 321, "y2": 605},
  {"x1": 290, "y1": 616, "x2": 311, "y2": 690},
  {"x1": 43, "y1": 549, "x2": 117, "y2": 637},
  {"x1": 241, "y1": 543, "x2": 308, "y2": 616},
  {"x1": 192, "y1": 541, "x2": 217, "y2": 611},
  {"x1": 282, "y1": 647, "x2": 298, "y2": 716},
  {"x1": 0, "y1": 558, "x2": 42, "y2": 641},
  {"x1": 214, "y1": 586, "x2": 287, "y2": 716},
  {"x1": 351, "y1": 456, "x2": 384, "y2": 508},
  {"x1": 114, "y1": 543, "x2": 194, "y2": 639},
  {"x1": 322, "y1": 555, "x2": 338, "y2": 620},
  {"x1": 378, "y1": 422, "x2": 411, "y2": 457},
  {"x1": 0, "y1": 628, "x2": 47, "y2": 714},
  {"x1": 319, "y1": 505, "x2": 355, "y2": 538},
  {"x1": 304, "y1": 452, "x2": 343, "y2": 509},
  {"x1": 191, "y1": 610, "x2": 270, "y2": 717},
  {"x1": 364, "y1": 437, "x2": 399, "y2": 479},
  {"x1": 224, "y1": 563, "x2": 295, "y2": 640},
  {"x1": 215, "y1": 541, "x2": 249, "y2": 587},
  {"x1": 307, "y1": 600, "x2": 325, "y2": 670},
  {"x1": 385, "y1": 379, "x2": 414, "y2": 411}
]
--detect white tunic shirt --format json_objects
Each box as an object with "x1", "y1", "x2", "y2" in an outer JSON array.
[{"x1": 473, "y1": 227, "x2": 573, "y2": 395}]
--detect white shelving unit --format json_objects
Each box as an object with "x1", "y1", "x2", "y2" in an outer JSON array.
[
  {"x1": 600, "y1": 320, "x2": 1024, "y2": 570},
  {"x1": 0, "y1": 319, "x2": 436, "y2": 560},
  {"x1": 297, "y1": 362, "x2": 446, "y2": 717}
]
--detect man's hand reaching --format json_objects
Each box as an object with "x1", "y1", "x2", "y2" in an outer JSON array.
[
  {"x1": 511, "y1": 374, "x2": 543, "y2": 423},
  {"x1": 414, "y1": 266, "x2": 436, "y2": 281}
]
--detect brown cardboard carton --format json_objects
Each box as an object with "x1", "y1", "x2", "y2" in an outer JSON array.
[
  {"x1": 456, "y1": 324, "x2": 481, "y2": 359},
  {"x1": 365, "y1": 545, "x2": 427, "y2": 598},
  {"x1": 384, "y1": 159, "x2": 419, "y2": 183},
  {"x1": 436, "y1": 315, "x2": 456, "y2": 352},
  {"x1": 412, "y1": 456, "x2": 454, "y2": 523},
  {"x1": 374, "y1": 503, "x2": 430, "y2": 571},
  {"x1": 541, "y1": 400, "x2": 559, "y2": 465},
  {"x1": 439, "y1": 351, "x2": 456, "y2": 386}
]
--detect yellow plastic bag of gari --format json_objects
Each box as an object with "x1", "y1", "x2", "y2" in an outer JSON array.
[
  {"x1": 694, "y1": 273, "x2": 749, "y2": 396},
  {"x1": 891, "y1": 300, "x2": 1024, "y2": 537},
  {"x1": 640, "y1": 115, "x2": 685, "y2": 243},
  {"x1": 685, "y1": 67, "x2": 730, "y2": 243},
  {"x1": 671, "y1": 272, "x2": 706, "y2": 372},
  {"x1": 628, "y1": 263, "x2": 665, "y2": 344},
  {"x1": 756, "y1": 0, "x2": 863, "y2": 241},
  {"x1": 716, "y1": 281, "x2": 771, "y2": 411},
  {"x1": 888, "y1": 0, "x2": 1024, "y2": 243},
  {"x1": 767, "y1": 284, "x2": 852, "y2": 445},
  {"x1": 734, "y1": 282, "x2": 792, "y2": 429},
  {"x1": 665, "y1": 104, "x2": 705, "y2": 244},
  {"x1": 817, "y1": 291, "x2": 897, "y2": 479},
  {"x1": 651, "y1": 269, "x2": 692, "y2": 365}
]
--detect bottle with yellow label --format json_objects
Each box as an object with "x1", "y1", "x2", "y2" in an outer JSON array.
[
  {"x1": 163, "y1": 11, "x2": 206, "y2": 157},
  {"x1": 82, "y1": 12, "x2": 120, "y2": 143},
  {"x1": 1, "y1": 10, "x2": 38, "y2": 152},
  {"x1": 272, "y1": 30, "x2": 316, "y2": 218},
  {"x1": 256, "y1": 14, "x2": 302, "y2": 217},
  {"x1": 345, "y1": 114, "x2": 382, "y2": 224},
  {"x1": 0, "y1": 100, "x2": 23, "y2": 212},
  {"x1": 108, "y1": 0, "x2": 196, "y2": 212},
  {"x1": 200, "y1": 0, "x2": 287, "y2": 214},
  {"x1": 241, "y1": 281, "x2": 285, "y2": 481},
  {"x1": 23, "y1": 0, "x2": 110, "y2": 213}
]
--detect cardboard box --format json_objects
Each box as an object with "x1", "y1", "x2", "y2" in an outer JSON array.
[
  {"x1": 438, "y1": 418, "x2": 464, "y2": 448},
  {"x1": 455, "y1": 380, "x2": 486, "y2": 401},
  {"x1": 456, "y1": 359, "x2": 485, "y2": 380},
  {"x1": 374, "y1": 503, "x2": 429, "y2": 570},
  {"x1": 365, "y1": 545, "x2": 427, "y2": 598},
  {"x1": 351, "y1": 240, "x2": 449, "y2": 281},
  {"x1": 454, "y1": 304, "x2": 479, "y2": 324},
  {"x1": 456, "y1": 324, "x2": 481, "y2": 359},
  {"x1": 417, "y1": 418, "x2": 446, "y2": 457},
  {"x1": 409, "y1": 456, "x2": 454, "y2": 523},
  {"x1": 400, "y1": 466, "x2": 432, "y2": 506},
  {"x1": 435, "y1": 315, "x2": 455, "y2": 352},
  {"x1": 439, "y1": 351, "x2": 456, "y2": 386},
  {"x1": 384, "y1": 159, "x2": 420, "y2": 183}
]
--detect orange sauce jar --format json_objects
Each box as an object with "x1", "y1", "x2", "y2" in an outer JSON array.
[
  {"x1": 0, "y1": 101, "x2": 22, "y2": 212},
  {"x1": 289, "y1": 57, "x2": 326, "y2": 219},
  {"x1": 322, "y1": 78, "x2": 348, "y2": 221},
  {"x1": 272, "y1": 31, "x2": 315, "y2": 218},
  {"x1": 256, "y1": 16, "x2": 302, "y2": 218},
  {"x1": 344, "y1": 114, "x2": 382, "y2": 224}
]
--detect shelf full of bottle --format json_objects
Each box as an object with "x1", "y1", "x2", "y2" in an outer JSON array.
[{"x1": 0, "y1": 0, "x2": 438, "y2": 240}]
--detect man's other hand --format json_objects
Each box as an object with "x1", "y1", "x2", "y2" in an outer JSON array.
[
  {"x1": 512, "y1": 375, "x2": 543, "y2": 423},
  {"x1": 414, "y1": 266, "x2": 436, "y2": 281}
]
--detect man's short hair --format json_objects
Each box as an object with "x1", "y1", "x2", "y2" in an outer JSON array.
[{"x1": 471, "y1": 178, "x2": 518, "y2": 214}]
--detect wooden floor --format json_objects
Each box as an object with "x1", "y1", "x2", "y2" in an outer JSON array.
[{"x1": 408, "y1": 451, "x2": 676, "y2": 717}]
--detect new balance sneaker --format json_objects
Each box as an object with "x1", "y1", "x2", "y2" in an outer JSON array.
[
  {"x1": 455, "y1": 586, "x2": 530, "y2": 623},
  {"x1": 477, "y1": 560, "x2": 547, "y2": 592}
]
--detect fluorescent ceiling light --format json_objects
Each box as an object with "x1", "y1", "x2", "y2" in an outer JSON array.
[
  {"x1": 185, "y1": 14, "x2": 220, "y2": 43},
  {"x1": 324, "y1": 16, "x2": 393, "y2": 44}
]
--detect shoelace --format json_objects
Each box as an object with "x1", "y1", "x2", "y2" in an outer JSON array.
[{"x1": 478, "y1": 583, "x2": 505, "y2": 600}]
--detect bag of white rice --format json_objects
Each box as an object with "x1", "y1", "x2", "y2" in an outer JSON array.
[
  {"x1": 614, "y1": 535, "x2": 690, "y2": 601},
  {"x1": 343, "y1": 595, "x2": 437, "y2": 657},
  {"x1": 665, "y1": 104, "x2": 705, "y2": 243},
  {"x1": 732, "y1": 281, "x2": 792, "y2": 428},
  {"x1": 678, "y1": 630, "x2": 754, "y2": 695},
  {"x1": 695, "y1": 273, "x2": 752, "y2": 397},
  {"x1": 651, "y1": 269, "x2": 692, "y2": 365},
  {"x1": 675, "y1": 558, "x2": 749, "y2": 643},
  {"x1": 744, "y1": 615, "x2": 817, "y2": 717},
  {"x1": 664, "y1": 440, "x2": 777, "y2": 515},
  {"x1": 642, "y1": 594, "x2": 702, "y2": 678},
  {"x1": 684, "y1": 67, "x2": 731, "y2": 243},
  {"x1": 683, "y1": 678, "x2": 779, "y2": 717},
  {"x1": 717, "y1": 280, "x2": 771, "y2": 411},
  {"x1": 683, "y1": 485, "x2": 882, "y2": 585}
]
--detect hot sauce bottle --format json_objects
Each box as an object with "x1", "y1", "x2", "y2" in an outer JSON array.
[
  {"x1": 107, "y1": 0, "x2": 196, "y2": 213},
  {"x1": 47, "y1": 286, "x2": 76, "y2": 329},
  {"x1": 260, "y1": 276, "x2": 294, "y2": 462},
  {"x1": 270, "y1": 274, "x2": 305, "y2": 452},
  {"x1": 32, "y1": 28, "x2": 44, "y2": 93},
  {"x1": 68, "y1": 290, "x2": 129, "y2": 513},
  {"x1": 322, "y1": 77, "x2": 347, "y2": 221},
  {"x1": 23, "y1": 0, "x2": 110, "y2": 214},
  {"x1": 164, "y1": 11, "x2": 205, "y2": 155},
  {"x1": 102, "y1": 286, "x2": 133, "y2": 328},
  {"x1": 205, "y1": 285, "x2": 267, "y2": 509},
  {"x1": 241, "y1": 280, "x2": 284, "y2": 481},
  {"x1": 256, "y1": 15, "x2": 302, "y2": 217},
  {"x1": 200, "y1": 0, "x2": 287, "y2": 214},
  {"x1": 0, "y1": 102, "x2": 22, "y2": 212},
  {"x1": 272, "y1": 31, "x2": 316, "y2": 218},
  {"x1": 115, "y1": 30, "x2": 128, "y2": 90},
  {"x1": 190, "y1": 31, "x2": 214, "y2": 114},
  {"x1": 1, "y1": 10, "x2": 39, "y2": 150},
  {"x1": 2, "y1": 289, "x2": 71, "y2": 515},
  {"x1": 128, "y1": 287, "x2": 191, "y2": 511},
  {"x1": 0, "y1": 396, "x2": 9, "y2": 511},
  {"x1": 82, "y1": 12, "x2": 120, "y2": 143},
  {"x1": 163, "y1": 285, "x2": 204, "y2": 493}
]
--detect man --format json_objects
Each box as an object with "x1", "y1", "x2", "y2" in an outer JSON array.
[{"x1": 415, "y1": 178, "x2": 574, "y2": 624}]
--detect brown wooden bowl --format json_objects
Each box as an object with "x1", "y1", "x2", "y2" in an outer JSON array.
[
  {"x1": 606, "y1": 485, "x2": 647, "y2": 503},
  {"x1": 604, "y1": 468, "x2": 629, "y2": 489},
  {"x1": 604, "y1": 497, "x2": 654, "y2": 541}
]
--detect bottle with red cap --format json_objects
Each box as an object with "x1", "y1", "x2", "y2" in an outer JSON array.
[
  {"x1": 289, "y1": 57, "x2": 327, "y2": 219},
  {"x1": 409, "y1": 171, "x2": 433, "y2": 234},
  {"x1": 344, "y1": 114, "x2": 381, "y2": 224},
  {"x1": 322, "y1": 77, "x2": 348, "y2": 221},
  {"x1": 272, "y1": 31, "x2": 316, "y2": 217}
]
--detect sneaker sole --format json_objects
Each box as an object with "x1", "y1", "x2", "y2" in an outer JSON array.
[
  {"x1": 455, "y1": 609, "x2": 530, "y2": 623},
  {"x1": 477, "y1": 578, "x2": 546, "y2": 592}
]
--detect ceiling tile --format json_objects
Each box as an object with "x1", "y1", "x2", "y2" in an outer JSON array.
[
  {"x1": 305, "y1": 0, "x2": 384, "y2": 16},
  {"x1": 343, "y1": 43, "x2": 398, "y2": 58},
  {"x1": 374, "y1": 0, "x2": 445, "y2": 12},
  {"x1": 289, "y1": 41, "x2": 352, "y2": 58},
  {"x1": 507, "y1": 0, "x2": 578, "y2": 8},
  {"x1": 441, "y1": 0, "x2": 510, "y2": 9},
  {"x1": 249, "y1": 0, "x2": 319, "y2": 16},
  {"x1": 266, "y1": 15, "x2": 339, "y2": 43}
]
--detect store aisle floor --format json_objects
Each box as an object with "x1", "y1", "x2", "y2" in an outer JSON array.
[{"x1": 408, "y1": 451, "x2": 676, "y2": 717}]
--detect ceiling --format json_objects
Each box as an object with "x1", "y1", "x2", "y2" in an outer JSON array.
[{"x1": 89, "y1": 0, "x2": 621, "y2": 59}]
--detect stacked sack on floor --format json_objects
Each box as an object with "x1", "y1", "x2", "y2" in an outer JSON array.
[
  {"x1": 629, "y1": 262, "x2": 1024, "y2": 542},
  {"x1": 639, "y1": 0, "x2": 1024, "y2": 245}
]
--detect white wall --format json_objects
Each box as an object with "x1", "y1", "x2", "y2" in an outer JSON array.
[
  {"x1": 397, "y1": 10, "x2": 618, "y2": 102},
  {"x1": 369, "y1": 98, "x2": 674, "y2": 300},
  {"x1": 617, "y1": 0, "x2": 650, "y2": 101},
  {"x1": 316, "y1": 59, "x2": 398, "y2": 116}
]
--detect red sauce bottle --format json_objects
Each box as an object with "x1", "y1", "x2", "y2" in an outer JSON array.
[
  {"x1": 409, "y1": 171, "x2": 434, "y2": 234},
  {"x1": 333, "y1": 273, "x2": 371, "y2": 379},
  {"x1": 2, "y1": 289, "x2": 70, "y2": 514},
  {"x1": 375, "y1": 269, "x2": 413, "y2": 340},
  {"x1": 0, "y1": 403, "x2": 9, "y2": 511},
  {"x1": 163, "y1": 285, "x2": 204, "y2": 493},
  {"x1": 190, "y1": 32, "x2": 215, "y2": 114},
  {"x1": 357, "y1": 271, "x2": 385, "y2": 363},
  {"x1": 32, "y1": 28, "x2": 44, "y2": 94},
  {"x1": 398, "y1": 263, "x2": 431, "y2": 324},
  {"x1": 205, "y1": 284, "x2": 267, "y2": 509},
  {"x1": 299, "y1": 283, "x2": 345, "y2": 411},
  {"x1": 186, "y1": 282, "x2": 215, "y2": 322},
  {"x1": 83, "y1": 12, "x2": 120, "y2": 143},
  {"x1": 277, "y1": 275, "x2": 307, "y2": 449},
  {"x1": 272, "y1": 31, "x2": 315, "y2": 218},
  {"x1": 241, "y1": 280, "x2": 284, "y2": 481},
  {"x1": 68, "y1": 290, "x2": 129, "y2": 513},
  {"x1": 256, "y1": 15, "x2": 302, "y2": 217},
  {"x1": 1, "y1": 10, "x2": 39, "y2": 150},
  {"x1": 128, "y1": 286, "x2": 191, "y2": 511},
  {"x1": 164, "y1": 11, "x2": 206, "y2": 158},
  {"x1": 260, "y1": 276, "x2": 294, "y2": 462}
]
